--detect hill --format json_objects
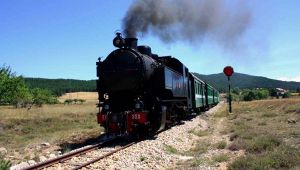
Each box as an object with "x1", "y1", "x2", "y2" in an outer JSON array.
[
  {"x1": 24, "y1": 72, "x2": 300, "y2": 95},
  {"x1": 193, "y1": 72, "x2": 300, "y2": 92},
  {"x1": 24, "y1": 78, "x2": 96, "y2": 96}
]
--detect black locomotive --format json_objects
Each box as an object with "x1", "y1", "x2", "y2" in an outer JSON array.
[{"x1": 96, "y1": 33, "x2": 219, "y2": 135}]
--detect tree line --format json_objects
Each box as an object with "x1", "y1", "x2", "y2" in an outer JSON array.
[
  {"x1": 193, "y1": 72, "x2": 300, "y2": 92},
  {"x1": 229, "y1": 88, "x2": 292, "y2": 102},
  {"x1": 25, "y1": 78, "x2": 96, "y2": 96}
]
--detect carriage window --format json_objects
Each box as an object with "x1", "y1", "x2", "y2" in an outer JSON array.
[{"x1": 200, "y1": 84, "x2": 202, "y2": 94}]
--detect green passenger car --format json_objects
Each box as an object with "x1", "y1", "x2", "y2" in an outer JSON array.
[
  {"x1": 190, "y1": 73, "x2": 206, "y2": 111},
  {"x1": 190, "y1": 73, "x2": 220, "y2": 112}
]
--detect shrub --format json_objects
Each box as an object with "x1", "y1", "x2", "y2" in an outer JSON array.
[
  {"x1": 283, "y1": 92, "x2": 291, "y2": 98},
  {"x1": 31, "y1": 88, "x2": 58, "y2": 106},
  {"x1": 243, "y1": 91, "x2": 256, "y2": 101},
  {"x1": 64, "y1": 99, "x2": 73, "y2": 104},
  {"x1": 63, "y1": 99, "x2": 86, "y2": 105},
  {"x1": 78, "y1": 99, "x2": 86, "y2": 104}
]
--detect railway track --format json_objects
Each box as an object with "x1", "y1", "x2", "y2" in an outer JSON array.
[
  {"x1": 21, "y1": 136, "x2": 136, "y2": 170},
  {"x1": 20, "y1": 127, "x2": 169, "y2": 170}
]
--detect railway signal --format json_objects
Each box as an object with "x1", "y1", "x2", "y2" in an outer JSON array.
[{"x1": 223, "y1": 66, "x2": 234, "y2": 113}]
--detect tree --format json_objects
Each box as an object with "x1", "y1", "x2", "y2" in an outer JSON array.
[
  {"x1": 0, "y1": 66, "x2": 32, "y2": 107},
  {"x1": 282, "y1": 92, "x2": 291, "y2": 98},
  {"x1": 243, "y1": 90, "x2": 256, "y2": 101},
  {"x1": 257, "y1": 89, "x2": 269, "y2": 100},
  {"x1": 31, "y1": 88, "x2": 58, "y2": 107},
  {"x1": 269, "y1": 88, "x2": 278, "y2": 97}
]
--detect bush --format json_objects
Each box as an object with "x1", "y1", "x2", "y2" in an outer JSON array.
[
  {"x1": 78, "y1": 99, "x2": 86, "y2": 104},
  {"x1": 243, "y1": 91, "x2": 256, "y2": 101},
  {"x1": 283, "y1": 92, "x2": 291, "y2": 98},
  {"x1": 31, "y1": 88, "x2": 58, "y2": 106},
  {"x1": 64, "y1": 99, "x2": 73, "y2": 105},
  {"x1": 241, "y1": 89, "x2": 269, "y2": 101},
  {"x1": 64, "y1": 99, "x2": 86, "y2": 105}
]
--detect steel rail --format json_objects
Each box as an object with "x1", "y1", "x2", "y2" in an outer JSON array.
[
  {"x1": 72, "y1": 141, "x2": 136, "y2": 170},
  {"x1": 21, "y1": 137, "x2": 117, "y2": 170},
  {"x1": 72, "y1": 129, "x2": 168, "y2": 170},
  {"x1": 22, "y1": 124, "x2": 170, "y2": 170}
]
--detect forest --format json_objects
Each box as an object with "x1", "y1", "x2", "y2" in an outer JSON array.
[{"x1": 25, "y1": 78, "x2": 96, "y2": 96}]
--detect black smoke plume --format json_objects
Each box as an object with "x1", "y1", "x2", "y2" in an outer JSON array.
[{"x1": 123, "y1": 0, "x2": 252, "y2": 47}]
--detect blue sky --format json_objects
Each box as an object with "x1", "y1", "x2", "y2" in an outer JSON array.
[{"x1": 0, "y1": 0, "x2": 300, "y2": 81}]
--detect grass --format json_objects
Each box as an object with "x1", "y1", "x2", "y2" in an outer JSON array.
[
  {"x1": 229, "y1": 145, "x2": 300, "y2": 170},
  {"x1": 188, "y1": 129, "x2": 209, "y2": 137},
  {"x1": 190, "y1": 157, "x2": 214, "y2": 167},
  {"x1": 164, "y1": 144, "x2": 179, "y2": 154},
  {"x1": 227, "y1": 98, "x2": 300, "y2": 169},
  {"x1": 0, "y1": 101, "x2": 102, "y2": 162},
  {"x1": 261, "y1": 112, "x2": 277, "y2": 117},
  {"x1": 139, "y1": 156, "x2": 146, "y2": 162},
  {"x1": 181, "y1": 153, "x2": 229, "y2": 167},
  {"x1": 215, "y1": 141, "x2": 227, "y2": 149},
  {"x1": 58, "y1": 92, "x2": 98, "y2": 103},
  {"x1": 212, "y1": 153, "x2": 230, "y2": 163},
  {"x1": 187, "y1": 141, "x2": 210, "y2": 156},
  {"x1": 179, "y1": 98, "x2": 300, "y2": 169}
]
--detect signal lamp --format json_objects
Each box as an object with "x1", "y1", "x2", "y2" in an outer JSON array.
[{"x1": 223, "y1": 66, "x2": 234, "y2": 77}]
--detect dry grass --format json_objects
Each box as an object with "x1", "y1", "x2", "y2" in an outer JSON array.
[
  {"x1": 178, "y1": 98, "x2": 300, "y2": 169},
  {"x1": 58, "y1": 92, "x2": 98, "y2": 103},
  {"x1": 0, "y1": 102, "x2": 102, "y2": 160},
  {"x1": 227, "y1": 98, "x2": 300, "y2": 169}
]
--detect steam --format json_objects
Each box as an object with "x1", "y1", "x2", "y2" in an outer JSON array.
[{"x1": 122, "y1": 0, "x2": 252, "y2": 47}]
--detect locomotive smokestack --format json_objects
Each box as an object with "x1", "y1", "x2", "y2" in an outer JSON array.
[{"x1": 125, "y1": 37, "x2": 138, "y2": 50}]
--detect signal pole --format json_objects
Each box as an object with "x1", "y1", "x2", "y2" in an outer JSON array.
[
  {"x1": 228, "y1": 76, "x2": 232, "y2": 113},
  {"x1": 223, "y1": 66, "x2": 234, "y2": 113}
]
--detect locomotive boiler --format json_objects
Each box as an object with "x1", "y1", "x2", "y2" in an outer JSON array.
[{"x1": 96, "y1": 33, "x2": 219, "y2": 135}]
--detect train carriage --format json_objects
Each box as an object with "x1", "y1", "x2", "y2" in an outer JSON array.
[{"x1": 189, "y1": 73, "x2": 206, "y2": 112}]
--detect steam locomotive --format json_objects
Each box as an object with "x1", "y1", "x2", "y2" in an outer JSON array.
[{"x1": 96, "y1": 33, "x2": 220, "y2": 135}]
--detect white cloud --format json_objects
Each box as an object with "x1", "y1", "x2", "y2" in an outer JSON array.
[{"x1": 277, "y1": 76, "x2": 300, "y2": 82}]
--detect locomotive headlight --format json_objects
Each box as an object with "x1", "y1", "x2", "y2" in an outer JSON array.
[
  {"x1": 135, "y1": 103, "x2": 141, "y2": 109},
  {"x1": 104, "y1": 105, "x2": 109, "y2": 110},
  {"x1": 113, "y1": 33, "x2": 124, "y2": 48}
]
